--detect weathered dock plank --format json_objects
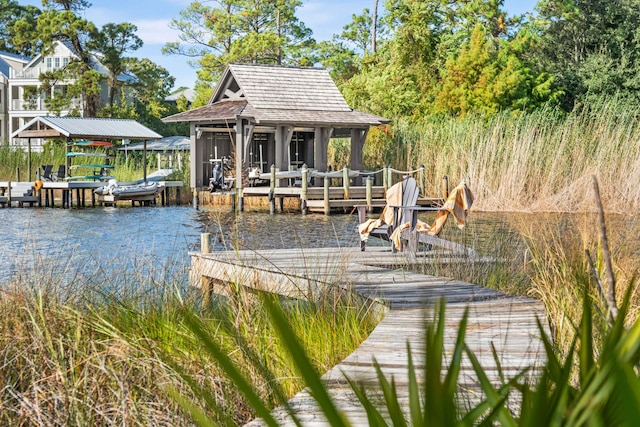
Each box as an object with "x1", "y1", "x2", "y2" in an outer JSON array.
[{"x1": 189, "y1": 245, "x2": 548, "y2": 426}]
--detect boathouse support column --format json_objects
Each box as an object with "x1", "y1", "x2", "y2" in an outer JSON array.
[
  {"x1": 314, "y1": 127, "x2": 333, "y2": 185},
  {"x1": 235, "y1": 120, "x2": 245, "y2": 211},
  {"x1": 350, "y1": 128, "x2": 367, "y2": 186},
  {"x1": 189, "y1": 123, "x2": 198, "y2": 204}
]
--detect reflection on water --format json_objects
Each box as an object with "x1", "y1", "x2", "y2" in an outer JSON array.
[{"x1": 2, "y1": 205, "x2": 606, "y2": 290}]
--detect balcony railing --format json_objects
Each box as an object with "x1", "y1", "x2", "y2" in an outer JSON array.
[
  {"x1": 10, "y1": 68, "x2": 42, "y2": 80},
  {"x1": 11, "y1": 98, "x2": 82, "y2": 111}
]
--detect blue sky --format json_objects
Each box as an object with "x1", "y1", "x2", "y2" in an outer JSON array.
[{"x1": 20, "y1": 0, "x2": 537, "y2": 90}]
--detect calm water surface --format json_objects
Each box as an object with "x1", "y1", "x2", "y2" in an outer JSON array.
[{"x1": 0, "y1": 205, "x2": 549, "y2": 288}]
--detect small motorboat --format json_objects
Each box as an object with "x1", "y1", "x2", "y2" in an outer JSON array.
[{"x1": 95, "y1": 179, "x2": 161, "y2": 200}]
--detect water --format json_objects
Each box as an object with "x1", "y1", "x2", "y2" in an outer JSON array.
[
  {"x1": 0, "y1": 206, "x2": 366, "y2": 288},
  {"x1": 2, "y1": 205, "x2": 602, "y2": 292}
]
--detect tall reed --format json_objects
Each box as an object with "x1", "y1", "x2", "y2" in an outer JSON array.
[{"x1": 371, "y1": 98, "x2": 640, "y2": 213}]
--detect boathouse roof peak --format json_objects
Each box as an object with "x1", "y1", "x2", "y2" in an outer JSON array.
[
  {"x1": 210, "y1": 63, "x2": 352, "y2": 112},
  {"x1": 163, "y1": 63, "x2": 389, "y2": 127}
]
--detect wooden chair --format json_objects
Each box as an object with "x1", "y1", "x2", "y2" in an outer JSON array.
[
  {"x1": 357, "y1": 176, "x2": 420, "y2": 252},
  {"x1": 358, "y1": 178, "x2": 476, "y2": 256},
  {"x1": 52, "y1": 165, "x2": 66, "y2": 181},
  {"x1": 41, "y1": 164, "x2": 54, "y2": 181},
  {"x1": 397, "y1": 180, "x2": 476, "y2": 256}
]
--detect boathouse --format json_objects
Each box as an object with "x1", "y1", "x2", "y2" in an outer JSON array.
[{"x1": 161, "y1": 63, "x2": 389, "y2": 209}]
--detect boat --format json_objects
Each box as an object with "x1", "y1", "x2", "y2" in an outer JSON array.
[
  {"x1": 94, "y1": 179, "x2": 161, "y2": 200},
  {"x1": 67, "y1": 152, "x2": 108, "y2": 157},
  {"x1": 69, "y1": 140, "x2": 114, "y2": 147},
  {"x1": 70, "y1": 164, "x2": 115, "y2": 170}
]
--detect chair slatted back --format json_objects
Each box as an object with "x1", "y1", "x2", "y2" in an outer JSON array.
[{"x1": 400, "y1": 177, "x2": 419, "y2": 225}]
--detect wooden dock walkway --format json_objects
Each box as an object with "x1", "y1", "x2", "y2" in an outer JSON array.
[{"x1": 189, "y1": 246, "x2": 548, "y2": 425}]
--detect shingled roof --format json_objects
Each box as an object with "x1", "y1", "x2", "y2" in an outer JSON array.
[{"x1": 163, "y1": 63, "x2": 389, "y2": 126}]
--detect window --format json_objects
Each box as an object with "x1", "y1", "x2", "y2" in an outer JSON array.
[
  {"x1": 46, "y1": 57, "x2": 52, "y2": 70},
  {"x1": 63, "y1": 57, "x2": 69, "y2": 67},
  {"x1": 54, "y1": 57, "x2": 60, "y2": 69}
]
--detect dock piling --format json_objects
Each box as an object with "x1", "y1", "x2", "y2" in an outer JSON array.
[
  {"x1": 301, "y1": 164, "x2": 308, "y2": 215},
  {"x1": 201, "y1": 233, "x2": 212, "y2": 254},
  {"x1": 342, "y1": 166, "x2": 350, "y2": 200},
  {"x1": 269, "y1": 164, "x2": 276, "y2": 214},
  {"x1": 323, "y1": 176, "x2": 330, "y2": 215},
  {"x1": 366, "y1": 176, "x2": 373, "y2": 212}
]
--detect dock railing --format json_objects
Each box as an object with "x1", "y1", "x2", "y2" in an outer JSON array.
[{"x1": 257, "y1": 164, "x2": 448, "y2": 215}]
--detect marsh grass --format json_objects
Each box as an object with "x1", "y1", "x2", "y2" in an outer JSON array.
[
  {"x1": 171, "y1": 217, "x2": 640, "y2": 427},
  {"x1": 367, "y1": 98, "x2": 640, "y2": 213},
  {"x1": 0, "y1": 143, "x2": 189, "y2": 188},
  {"x1": 0, "y1": 250, "x2": 378, "y2": 425}
]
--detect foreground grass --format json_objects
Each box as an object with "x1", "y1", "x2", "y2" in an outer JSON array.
[{"x1": 0, "y1": 278, "x2": 378, "y2": 425}]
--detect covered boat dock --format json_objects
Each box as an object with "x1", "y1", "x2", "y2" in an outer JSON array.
[{"x1": 6, "y1": 116, "x2": 183, "y2": 207}]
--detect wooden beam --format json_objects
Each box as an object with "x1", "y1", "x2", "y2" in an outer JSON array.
[{"x1": 17, "y1": 130, "x2": 62, "y2": 138}]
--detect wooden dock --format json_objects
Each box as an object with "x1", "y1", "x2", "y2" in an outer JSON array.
[
  {"x1": 0, "y1": 180, "x2": 183, "y2": 208},
  {"x1": 189, "y1": 245, "x2": 548, "y2": 425}
]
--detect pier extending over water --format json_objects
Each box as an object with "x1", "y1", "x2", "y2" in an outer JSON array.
[
  {"x1": 0, "y1": 180, "x2": 183, "y2": 208},
  {"x1": 189, "y1": 242, "x2": 548, "y2": 425}
]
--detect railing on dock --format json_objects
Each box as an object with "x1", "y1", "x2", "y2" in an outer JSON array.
[{"x1": 240, "y1": 164, "x2": 449, "y2": 215}]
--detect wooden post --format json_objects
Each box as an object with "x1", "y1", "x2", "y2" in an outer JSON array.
[
  {"x1": 418, "y1": 165, "x2": 425, "y2": 196},
  {"x1": 301, "y1": 164, "x2": 308, "y2": 215},
  {"x1": 387, "y1": 166, "x2": 393, "y2": 188},
  {"x1": 7, "y1": 181, "x2": 11, "y2": 207},
  {"x1": 342, "y1": 166, "x2": 350, "y2": 200},
  {"x1": 441, "y1": 175, "x2": 449, "y2": 199},
  {"x1": 192, "y1": 188, "x2": 199, "y2": 210},
  {"x1": 366, "y1": 176, "x2": 373, "y2": 212},
  {"x1": 201, "y1": 232, "x2": 212, "y2": 254},
  {"x1": 323, "y1": 175, "x2": 330, "y2": 215},
  {"x1": 382, "y1": 165, "x2": 388, "y2": 196},
  {"x1": 269, "y1": 164, "x2": 276, "y2": 214}
]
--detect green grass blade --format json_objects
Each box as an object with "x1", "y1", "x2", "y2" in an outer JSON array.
[
  {"x1": 464, "y1": 343, "x2": 517, "y2": 427},
  {"x1": 262, "y1": 295, "x2": 350, "y2": 427},
  {"x1": 344, "y1": 374, "x2": 390, "y2": 426},
  {"x1": 373, "y1": 359, "x2": 407, "y2": 427},
  {"x1": 406, "y1": 344, "x2": 424, "y2": 426},
  {"x1": 181, "y1": 310, "x2": 283, "y2": 427}
]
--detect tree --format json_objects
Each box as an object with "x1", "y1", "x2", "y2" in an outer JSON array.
[
  {"x1": 535, "y1": 0, "x2": 640, "y2": 109},
  {"x1": 17, "y1": 0, "x2": 103, "y2": 116},
  {"x1": 316, "y1": 8, "x2": 384, "y2": 83},
  {"x1": 434, "y1": 24, "x2": 558, "y2": 116},
  {"x1": 89, "y1": 22, "x2": 143, "y2": 108},
  {"x1": 165, "y1": 0, "x2": 316, "y2": 102},
  {"x1": 0, "y1": 0, "x2": 40, "y2": 55}
]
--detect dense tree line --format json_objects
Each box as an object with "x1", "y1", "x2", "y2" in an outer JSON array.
[
  {"x1": 4, "y1": 0, "x2": 640, "y2": 126},
  {"x1": 166, "y1": 0, "x2": 640, "y2": 119}
]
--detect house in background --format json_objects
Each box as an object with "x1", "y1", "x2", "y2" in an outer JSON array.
[
  {"x1": 162, "y1": 63, "x2": 389, "y2": 207},
  {"x1": 0, "y1": 50, "x2": 31, "y2": 144},
  {"x1": 1, "y1": 40, "x2": 134, "y2": 151}
]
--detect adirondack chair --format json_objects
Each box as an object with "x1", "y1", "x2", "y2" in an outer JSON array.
[
  {"x1": 394, "y1": 179, "x2": 475, "y2": 255},
  {"x1": 357, "y1": 176, "x2": 420, "y2": 252},
  {"x1": 52, "y1": 165, "x2": 66, "y2": 181},
  {"x1": 358, "y1": 178, "x2": 475, "y2": 255},
  {"x1": 41, "y1": 164, "x2": 54, "y2": 181}
]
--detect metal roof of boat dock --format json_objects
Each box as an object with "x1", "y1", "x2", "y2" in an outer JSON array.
[{"x1": 12, "y1": 116, "x2": 163, "y2": 140}]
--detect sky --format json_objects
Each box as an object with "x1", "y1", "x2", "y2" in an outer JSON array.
[{"x1": 20, "y1": 0, "x2": 538, "y2": 90}]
